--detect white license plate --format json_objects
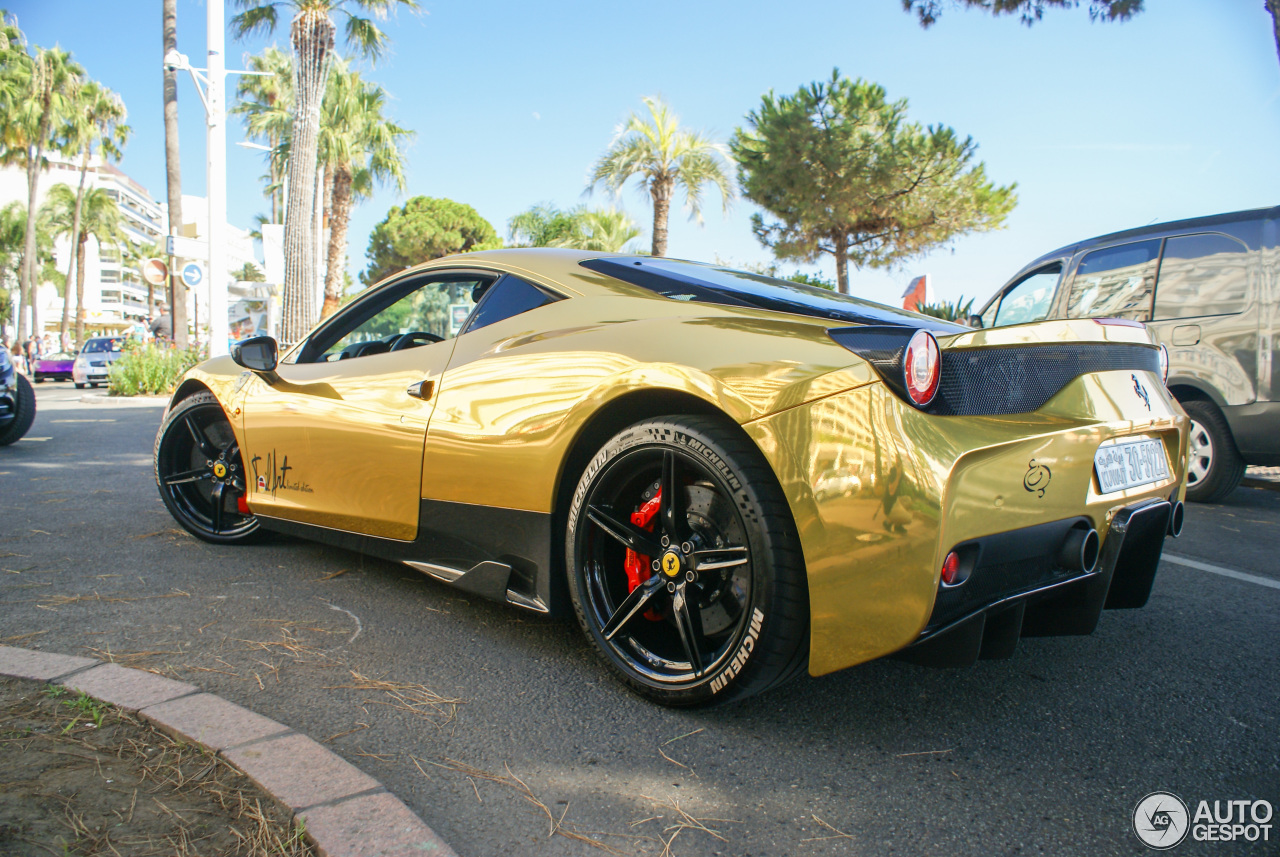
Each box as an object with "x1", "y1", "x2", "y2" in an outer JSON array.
[{"x1": 1094, "y1": 437, "x2": 1171, "y2": 494}]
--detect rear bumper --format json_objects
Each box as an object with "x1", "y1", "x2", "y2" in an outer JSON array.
[
  {"x1": 900, "y1": 497, "x2": 1175, "y2": 667},
  {"x1": 744, "y1": 371, "x2": 1187, "y2": 677}
]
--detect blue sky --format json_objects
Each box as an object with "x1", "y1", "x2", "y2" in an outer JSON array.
[{"x1": 6, "y1": 0, "x2": 1278, "y2": 308}]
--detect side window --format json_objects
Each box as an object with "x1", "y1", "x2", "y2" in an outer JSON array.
[
  {"x1": 993, "y1": 264, "x2": 1062, "y2": 327},
  {"x1": 462, "y1": 275, "x2": 558, "y2": 334},
  {"x1": 1065, "y1": 240, "x2": 1160, "y2": 321},
  {"x1": 297, "y1": 274, "x2": 495, "y2": 363},
  {"x1": 1153, "y1": 233, "x2": 1250, "y2": 320}
]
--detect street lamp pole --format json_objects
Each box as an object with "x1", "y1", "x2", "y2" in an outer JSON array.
[
  {"x1": 163, "y1": 1, "x2": 270, "y2": 358},
  {"x1": 206, "y1": 0, "x2": 228, "y2": 357}
]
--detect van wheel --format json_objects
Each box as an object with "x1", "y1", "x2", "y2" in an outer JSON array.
[{"x1": 1182, "y1": 400, "x2": 1245, "y2": 503}]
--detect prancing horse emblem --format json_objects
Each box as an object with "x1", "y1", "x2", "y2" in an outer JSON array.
[{"x1": 1132, "y1": 374, "x2": 1151, "y2": 411}]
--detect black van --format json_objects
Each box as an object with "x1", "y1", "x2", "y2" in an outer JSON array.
[{"x1": 976, "y1": 205, "x2": 1279, "y2": 502}]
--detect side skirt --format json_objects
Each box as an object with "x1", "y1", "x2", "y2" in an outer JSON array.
[{"x1": 255, "y1": 499, "x2": 556, "y2": 614}]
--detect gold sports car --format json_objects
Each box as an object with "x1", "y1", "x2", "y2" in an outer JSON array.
[{"x1": 155, "y1": 250, "x2": 1187, "y2": 706}]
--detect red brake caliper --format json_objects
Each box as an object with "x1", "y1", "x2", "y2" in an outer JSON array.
[{"x1": 624, "y1": 488, "x2": 663, "y2": 621}]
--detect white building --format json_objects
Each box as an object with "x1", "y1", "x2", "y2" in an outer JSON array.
[{"x1": 0, "y1": 157, "x2": 264, "y2": 344}]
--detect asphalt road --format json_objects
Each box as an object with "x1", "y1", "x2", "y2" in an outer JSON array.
[{"x1": 1, "y1": 383, "x2": 1276, "y2": 857}]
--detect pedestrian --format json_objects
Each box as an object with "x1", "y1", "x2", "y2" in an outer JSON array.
[
  {"x1": 24, "y1": 336, "x2": 39, "y2": 375},
  {"x1": 149, "y1": 302, "x2": 173, "y2": 344}
]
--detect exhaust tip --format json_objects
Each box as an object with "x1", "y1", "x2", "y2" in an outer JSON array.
[
  {"x1": 1060, "y1": 527, "x2": 1100, "y2": 573},
  {"x1": 1168, "y1": 501, "x2": 1185, "y2": 538},
  {"x1": 1080, "y1": 528, "x2": 1100, "y2": 573}
]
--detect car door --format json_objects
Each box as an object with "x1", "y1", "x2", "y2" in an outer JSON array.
[
  {"x1": 1147, "y1": 231, "x2": 1257, "y2": 405},
  {"x1": 238, "y1": 270, "x2": 494, "y2": 540}
]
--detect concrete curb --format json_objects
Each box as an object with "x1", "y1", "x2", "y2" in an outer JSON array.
[
  {"x1": 1242, "y1": 477, "x2": 1280, "y2": 493},
  {"x1": 0, "y1": 645, "x2": 458, "y2": 857}
]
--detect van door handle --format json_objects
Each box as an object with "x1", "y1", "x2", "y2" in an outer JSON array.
[{"x1": 407, "y1": 380, "x2": 434, "y2": 400}]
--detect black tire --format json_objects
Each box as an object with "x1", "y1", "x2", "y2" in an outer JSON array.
[
  {"x1": 154, "y1": 391, "x2": 262, "y2": 544},
  {"x1": 34, "y1": 377, "x2": 44, "y2": 384},
  {"x1": 74, "y1": 382, "x2": 85, "y2": 389},
  {"x1": 1182, "y1": 399, "x2": 1245, "y2": 503},
  {"x1": 0, "y1": 374, "x2": 36, "y2": 446},
  {"x1": 566, "y1": 416, "x2": 809, "y2": 706}
]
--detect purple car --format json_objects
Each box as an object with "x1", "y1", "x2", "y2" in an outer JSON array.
[{"x1": 34, "y1": 351, "x2": 74, "y2": 383}]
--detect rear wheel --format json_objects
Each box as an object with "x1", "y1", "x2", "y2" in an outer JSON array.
[
  {"x1": 0, "y1": 374, "x2": 35, "y2": 446},
  {"x1": 566, "y1": 416, "x2": 808, "y2": 706},
  {"x1": 1182, "y1": 399, "x2": 1245, "y2": 503},
  {"x1": 154, "y1": 391, "x2": 261, "y2": 544}
]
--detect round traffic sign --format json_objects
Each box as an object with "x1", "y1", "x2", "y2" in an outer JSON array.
[
  {"x1": 182, "y1": 262, "x2": 204, "y2": 287},
  {"x1": 142, "y1": 258, "x2": 168, "y2": 286}
]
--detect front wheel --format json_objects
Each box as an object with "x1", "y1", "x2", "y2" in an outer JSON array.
[
  {"x1": 154, "y1": 391, "x2": 261, "y2": 544},
  {"x1": 566, "y1": 417, "x2": 809, "y2": 706}
]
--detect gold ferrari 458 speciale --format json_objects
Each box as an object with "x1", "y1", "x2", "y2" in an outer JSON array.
[{"x1": 155, "y1": 249, "x2": 1187, "y2": 706}]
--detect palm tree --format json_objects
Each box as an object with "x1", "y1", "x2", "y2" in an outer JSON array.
[
  {"x1": 234, "y1": 51, "x2": 411, "y2": 318},
  {"x1": 588, "y1": 96, "x2": 734, "y2": 257},
  {"x1": 42, "y1": 185, "x2": 122, "y2": 346},
  {"x1": 54, "y1": 80, "x2": 129, "y2": 347},
  {"x1": 568, "y1": 208, "x2": 642, "y2": 253},
  {"x1": 230, "y1": 0, "x2": 417, "y2": 344},
  {"x1": 507, "y1": 203, "x2": 582, "y2": 248},
  {"x1": 162, "y1": 0, "x2": 188, "y2": 347},
  {"x1": 233, "y1": 46, "x2": 293, "y2": 225},
  {"x1": 0, "y1": 202, "x2": 30, "y2": 329},
  {"x1": 233, "y1": 261, "x2": 266, "y2": 282},
  {"x1": 318, "y1": 58, "x2": 409, "y2": 317},
  {"x1": 0, "y1": 35, "x2": 83, "y2": 340}
]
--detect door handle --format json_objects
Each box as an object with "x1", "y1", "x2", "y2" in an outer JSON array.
[{"x1": 407, "y1": 380, "x2": 434, "y2": 400}]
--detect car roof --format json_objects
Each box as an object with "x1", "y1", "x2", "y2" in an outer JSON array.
[{"x1": 1014, "y1": 204, "x2": 1280, "y2": 274}]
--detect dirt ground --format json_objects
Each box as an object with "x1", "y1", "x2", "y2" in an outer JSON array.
[{"x1": 0, "y1": 677, "x2": 316, "y2": 857}]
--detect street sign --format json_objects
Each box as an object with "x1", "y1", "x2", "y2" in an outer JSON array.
[
  {"x1": 166, "y1": 234, "x2": 208, "y2": 260},
  {"x1": 141, "y1": 258, "x2": 168, "y2": 286},
  {"x1": 182, "y1": 262, "x2": 205, "y2": 288}
]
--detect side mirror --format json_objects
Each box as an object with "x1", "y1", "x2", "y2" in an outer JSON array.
[
  {"x1": 231, "y1": 335, "x2": 278, "y2": 374},
  {"x1": 967, "y1": 315, "x2": 984, "y2": 329}
]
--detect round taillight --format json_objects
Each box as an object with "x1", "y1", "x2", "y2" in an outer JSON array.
[
  {"x1": 941, "y1": 551, "x2": 961, "y2": 586},
  {"x1": 903, "y1": 329, "x2": 941, "y2": 407},
  {"x1": 1158, "y1": 344, "x2": 1169, "y2": 384}
]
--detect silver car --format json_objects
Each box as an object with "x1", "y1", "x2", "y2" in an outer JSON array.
[{"x1": 72, "y1": 337, "x2": 123, "y2": 389}]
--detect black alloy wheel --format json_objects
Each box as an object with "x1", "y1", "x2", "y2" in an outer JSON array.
[
  {"x1": 154, "y1": 391, "x2": 261, "y2": 544},
  {"x1": 566, "y1": 417, "x2": 809, "y2": 706}
]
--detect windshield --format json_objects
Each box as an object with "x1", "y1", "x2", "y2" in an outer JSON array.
[
  {"x1": 581, "y1": 257, "x2": 963, "y2": 331},
  {"x1": 82, "y1": 338, "x2": 121, "y2": 354}
]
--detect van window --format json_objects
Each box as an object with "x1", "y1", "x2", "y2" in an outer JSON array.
[
  {"x1": 1066, "y1": 239, "x2": 1160, "y2": 321},
  {"x1": 993, "y1": 264, "x2": 1062, "y2": 326},
  {"x1": 1153, "y1": 233, "x2": 1249, "y2": 319}
]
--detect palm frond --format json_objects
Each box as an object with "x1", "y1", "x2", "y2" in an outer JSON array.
[{"x1": 231, "y1": 3, "x2": 281, "y2": 39}]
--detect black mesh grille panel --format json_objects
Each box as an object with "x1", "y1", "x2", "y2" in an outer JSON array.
[{"x1": 934, "y1": 343, "x2": 1160, "y2": 416}]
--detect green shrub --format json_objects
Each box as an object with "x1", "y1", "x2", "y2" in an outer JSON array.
[
  {"x1": 107, "y1": 341, "x2": 206, "y2": 396},
  {"x1": 916, "y1": 296, "x2": 975, "y2": 323}
]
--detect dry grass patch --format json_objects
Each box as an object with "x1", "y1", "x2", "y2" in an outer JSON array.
[{"x1": 0, "y1": 678, "x2": 314, "y2": 856}]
